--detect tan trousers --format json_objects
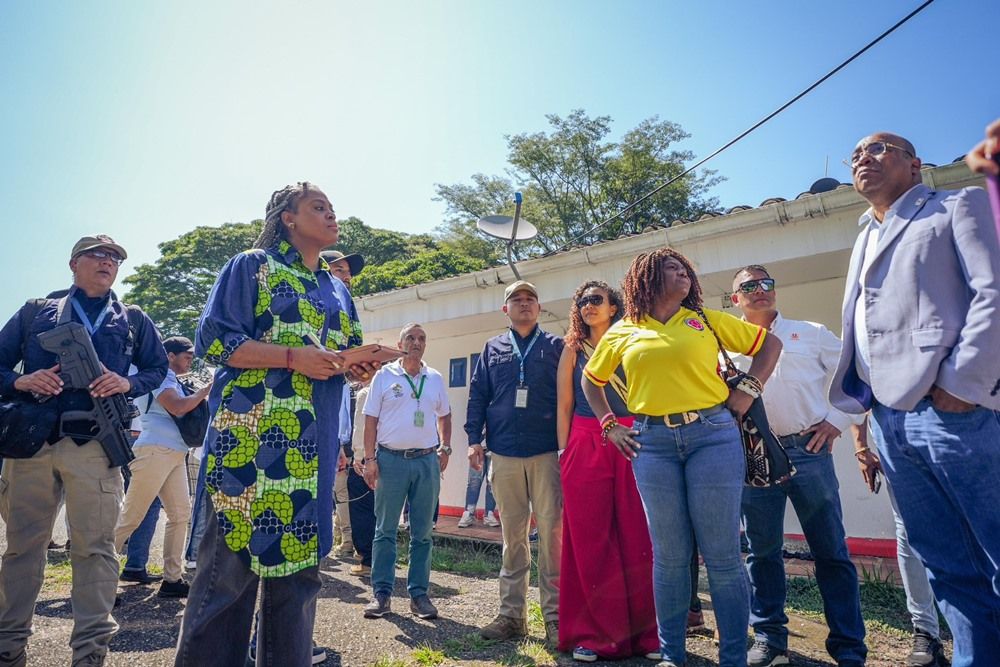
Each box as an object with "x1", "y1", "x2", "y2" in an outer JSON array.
[
  {"x1": 489, "y1": 451, "x2": 563, "y2": 622},
  {"x1": 333, "y1": 469, "x2": 353, "y2": 554},
  {"x1": 114, "y1": 445, "x2": 190, "y2": 582},
  {"x1": 0, "y1": 438, "x2": 123, "y2": 663}
]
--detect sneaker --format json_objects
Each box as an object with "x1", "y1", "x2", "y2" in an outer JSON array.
[
  {"x1": 457, "y1": 510, "x2": 475, "y2": 528},
  {"x1": 686, "y1": 608, "x2": 704, "y2": 632},
  {"x1": 119, "y1": 569, "x2": 162, "y2": 584},
  {"x1": 483, "y1": 511, "x2": 500, "y2": 527},
  {"x1": 0, "y1": 648, "x2": 26, "y2": 667},
  {"x1": 644, "y1": 652, "x2": 662, "y2": 660},
  {"x1": 409, "y1": 595, "x2": 438, "y2": 619},
  {"x1": 47, "y1": 540, "x2": 64, "y2": 550},
  {"x1": 747, "y1": 636, "x2": 789, "y2": 667},
  {"x1": 544, "y1": 619, "x2": 559, "y2": 646},
  {"x1": 480, "y1": 614, "x2": 528, "y2": 640},
  {"x1": 363, "y1": 592, "x2": 391, "y2": 618},
  {"x1": 529, "y1": 528, "x2": 538, "y2": 542},
  {"x1": 907, "y1": 629, "x2": 949, "y2": 667},
  {"x1": 655, "y1": 662, "x2": 684, "y2": 667},
  {"x1": 71, "y1": 653, "x2": 105, "y2": 667},
  {"x1": 400, "y1": 514, "x2": 409, "y2": 530},
  {"x1": 157, "y1": 579, "x2": 190, "y2": 598},
  {"x1": 184, "y1": 560, "x2": 198, "y2": 570},
  {"x1": 311, "y1": 642, "x2": 327, "y2": 665},
  {"x1": 572, "y1": 646, "x2": 598, "y2": 662},
  {"x1": 349, "y1": 563, "x2": 371, "y2": 577},
  {"x1": 336, "y1": 544, "x2": 355, "y2": 559}
]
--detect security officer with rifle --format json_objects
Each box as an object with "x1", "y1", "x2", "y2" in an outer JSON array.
[{"x1": 0, "y1": 235, "x2": 167, "y2": 667}]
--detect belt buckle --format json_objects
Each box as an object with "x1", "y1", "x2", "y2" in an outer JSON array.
[
  {"x1": 403, "y1": 449, "x2": 418, "y2": 459},
  {"x1": 666, "y1": 411, "x2": 699, "y2": 428}
]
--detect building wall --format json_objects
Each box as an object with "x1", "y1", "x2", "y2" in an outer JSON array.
[{"x1": 354, "y1": 163, "x2": 984, "y2": 553}]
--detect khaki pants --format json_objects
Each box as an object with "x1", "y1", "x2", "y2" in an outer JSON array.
[
  {"x1": 0, "y1": 438, "x2": 123, "y2": 663},
  {"x1": 114, "y1": 445, "x2": 190, "y2": 582},
  {"x1": 489, "y1": 451, "x2": 562, "y2": 622},
  {"x1": 333, "y1": 470, "x2": 353, "y2": 554}
]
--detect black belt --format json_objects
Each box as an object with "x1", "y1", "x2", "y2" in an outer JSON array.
[
  {"x1": 636, "y1": 404, "x2": 726, "y2": 429},
  {"x1": 378, "y1": 445, "x2": 436, "y2": 459}
]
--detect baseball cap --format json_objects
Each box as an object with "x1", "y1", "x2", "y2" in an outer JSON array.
[
  {"x1": 70, "y1": 235, "x2": 128, "y2": 261},
  {"x1": 163, "y1": 336, "x2": 195, "y2": 355},
  {"x1": 503, "y1": 280, "x2": 539, "y2": 302},
  {"x1": 320, "y1": 249, "x2": 366, "y2": 277}
]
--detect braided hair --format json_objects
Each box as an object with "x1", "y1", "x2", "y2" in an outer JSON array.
[
  {"x1": 564, "y1": 280, "x2": 624, "y2": 352},
  {"x1": 254, "y1": 181, "x2": 318, "y2": 249},
  {"x1": 621, "y1": 247, "x2": 703, "y2": 321}
]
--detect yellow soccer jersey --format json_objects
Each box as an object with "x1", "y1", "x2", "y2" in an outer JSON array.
[{"x1": 584, "y1": 307, "x2": 765, "y2": 415}]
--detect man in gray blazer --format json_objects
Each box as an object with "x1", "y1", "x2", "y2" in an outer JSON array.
[{"x1": 830, "y1": 132, "x2": 1000, "y2": 666}]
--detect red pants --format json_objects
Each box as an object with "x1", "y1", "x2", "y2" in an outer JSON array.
[{"x1": 558, "y1": 415, "x2": 658, "y2": 658}]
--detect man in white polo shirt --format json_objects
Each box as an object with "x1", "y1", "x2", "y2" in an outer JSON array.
[{"x1": 361, "y1": 323, "x2": 451, "y2": 620}]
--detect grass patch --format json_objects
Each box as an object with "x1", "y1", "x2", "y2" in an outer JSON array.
[
  {"x1": 442, "y1": 632, "x2": 496, "y2": 656},
  {"x1": 44, "y1": 560, "x2": 74, "y2": 588},
  {"x1": 410, "y1": 644, "x2": 446, "y2": 666},
  {"x1": 497, "y1": 638, "x2": 558, "y2": 667},
  {"x1": 370, "y1": 657, "x2": 408, "y2": 667},
  {"x1": 527, "y1": 601, "x2": 544, "y2": 632}
]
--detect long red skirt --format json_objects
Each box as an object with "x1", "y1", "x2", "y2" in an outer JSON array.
[{"x1": 558, "y1": 414, "x2": 658, "y2": 658}]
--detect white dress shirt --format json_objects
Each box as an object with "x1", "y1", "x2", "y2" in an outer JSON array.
[
  {"x1": 734, "y1": 313, "x2": 860, "y2": 437},
  {"x1": 363, "y1": 360, "x2": 450, "y2": 449}
]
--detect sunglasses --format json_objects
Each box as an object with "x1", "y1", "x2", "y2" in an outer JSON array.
[
  {"x1": 576, "y1": 294, "x2": 605, "y2": 310},
  {"x1": 736, "y1": 278, "x2": 775, "y2": 294},
  {"x1": 82, "y1": 249, "x2": 124, "y2": 266}
]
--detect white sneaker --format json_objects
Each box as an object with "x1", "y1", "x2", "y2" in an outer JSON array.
[
  {"x1": 457, "y1": 511, "x2": 474, "y2": 528},
  {"x1": 185, "y1": 560, "x2": 197, "y2": 570},
  {"x1": 483, "y1": 511, "x2": 500, "y2": 527}
]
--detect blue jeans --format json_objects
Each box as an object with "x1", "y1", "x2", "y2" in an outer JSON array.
[
  {"x1": 741, "y1": 434, "x2": 866, "y2": 663},
  {"x1": 347, "y1": 468, "x2": 375, "y2": 567},
  {"x1": 174, "y1": 500, "x2": 322, "y2": 667},
  {"x1": 184, "y1": 486, "x2": 208, "y2": 564},
  {"x1": 463, "y1": 455, "x2": 495, "y2": 513},
  {"x1": 371, "y1": 448, "x2": 440, "y2": 598},
  {"x1": 123, "y1": 492, "x2": 161, "y2": 572},
  {"x1": 631, "y1": 406, "x2": 749, "y2": 667},
  {"x1": 871, "y1": 398, "x2": 1000, "y2": 667}
]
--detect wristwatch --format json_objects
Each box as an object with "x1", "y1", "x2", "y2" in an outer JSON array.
[{"x1": 437, "y1": 445, "x2": 453, "y2": 455}]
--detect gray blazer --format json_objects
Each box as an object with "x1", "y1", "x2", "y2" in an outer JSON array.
[{"x1": 829, "y1": 184, "x2": 1000, "y2": 413}]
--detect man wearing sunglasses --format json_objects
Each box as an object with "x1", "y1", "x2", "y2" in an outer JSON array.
[
  {"x1": 0, "y1": 235, "x2": 167, "y2": 667},
  {"x1": 830, "y1": 132, "x2": 1000, "y2": 665},
  {"x1": 730, "y1": 266, "x2": 866, "y2": 667}
]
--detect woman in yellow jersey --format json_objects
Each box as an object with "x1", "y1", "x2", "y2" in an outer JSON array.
[
  {"x1": 556, "y1": 281, "x2": 658, "y2": 663},
  {"x1": 582, "y1": 248, "x2": 781, "y2": 667}
]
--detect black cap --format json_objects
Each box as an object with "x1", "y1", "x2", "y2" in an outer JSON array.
[{"x1": 163, "y1": 336, "x2": 194, "y2": 355}]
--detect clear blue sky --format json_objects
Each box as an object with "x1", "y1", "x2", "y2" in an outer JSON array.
[{"x1": 1, "y1": 0, "x2": 997, "y2": 319}]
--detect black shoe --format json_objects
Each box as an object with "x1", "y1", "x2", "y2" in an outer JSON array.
[
  {"x1": 0, "y1": 648, "x2": 26, "y2": 667},
  {"x1": 119, "y1": 569, "x2": 163, "y2": 584},
  {"x1": 907, "y1": 629, "x2": 950, "y2": 667},
  {"x1": 409, "y1": 595, "x2": 438, "y2": 619},
  {"x1": 157, "y1": 579, "x2": 190, "y2": 598},
  {"x1": 47, "y1": 540, "x2": 64, "y2": 550},
  {"x1": 363, "y1": 592, "x2": 391, "y2": 618}
]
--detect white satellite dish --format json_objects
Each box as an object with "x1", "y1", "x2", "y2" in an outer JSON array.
[
  {"x1": 476, "y1": 193, "x2": 537, "y2": 279},
  {"x1": 476, "y1": 215, "x2": 538, "y2": 241}
]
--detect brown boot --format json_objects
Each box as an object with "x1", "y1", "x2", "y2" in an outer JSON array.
[{"x1": 480, "y1": 614, "x2": 528, "y2": 640}]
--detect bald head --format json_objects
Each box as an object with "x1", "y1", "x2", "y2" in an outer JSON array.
[{"x1": 851, "y1": 132, "x2": 922, "y2": 219}]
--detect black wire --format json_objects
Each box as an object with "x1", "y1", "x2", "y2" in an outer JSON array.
[{"x1": 541, "y1": 0, "x2": 937, "y2": 257}]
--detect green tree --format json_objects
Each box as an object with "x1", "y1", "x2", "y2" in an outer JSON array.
[
  {"x1": 123, "y1": 221, "x2": 262, "y2": 338},
  {"x1": 435, "y1": 109, "x2": 722, "y2": 253},
  {"x1": 352, "y1": 247, "x2": 488, "y2": 296}
]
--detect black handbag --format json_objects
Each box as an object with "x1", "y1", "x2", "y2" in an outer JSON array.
[
  {"x1": 697, "y1": 309, "x2": 795, "y2": 487},
  {"x1": 0, "y1": 393, "x2": 59, "y2": 459}
]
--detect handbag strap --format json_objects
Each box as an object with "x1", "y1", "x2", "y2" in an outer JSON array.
[{"x1": 691, "y1": 306, "x2": 741, "y2": 379}]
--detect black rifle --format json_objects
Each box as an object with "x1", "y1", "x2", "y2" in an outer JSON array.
[{"x1": 38, "y1": 322, "x2": 136, "y2": 480}]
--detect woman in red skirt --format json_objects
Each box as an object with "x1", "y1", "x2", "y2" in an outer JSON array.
[{"x1": 556, "y1": 280, "x2": 659, "y2": 662}]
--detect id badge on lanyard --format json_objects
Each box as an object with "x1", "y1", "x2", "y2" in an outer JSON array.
[
  {"x1": 509, "y1": 328, "x2": 540, "y2": 410},
  {"x1": 515, "y1": 385, "x2": 529, "y2": 409}
]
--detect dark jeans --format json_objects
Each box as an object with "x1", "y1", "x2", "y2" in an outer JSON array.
[
  {"x1": 346, "y1": 468, "x2": 375, "y2": 566},
  {"x1": 741, "y1": 433, "x2": 866, "y2": 664},
  {"x1": 184, "y1": 486, "x2": 209, "y2": 564},
  {"x1": 871, "y1": 399, "x2": 1000, "y2": 667},
  {"x1": 174, "y1": 501, "x2": 322, "y2": 667}
]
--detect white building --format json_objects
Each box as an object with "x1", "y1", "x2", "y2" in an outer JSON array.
[{"x1": 356, "y1": 161, "x2": 984, "y2": 557}]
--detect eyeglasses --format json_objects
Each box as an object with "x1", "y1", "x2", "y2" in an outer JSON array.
[
  {"x1": 736, "y1": 278, "x2": 775, "y2": 294},
  {"x1": 82, "y1": 249, "x2": 124, "y2": 266},
  {"x1": 846, "y1": 141, "x2": 913, "y2": 169},
  {"x1": 576, "y1": 294, "x2": 605, "y2": 310}
]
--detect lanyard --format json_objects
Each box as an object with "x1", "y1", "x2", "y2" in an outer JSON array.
[
  {"x1": 403, "y1": 371, "x2": 426, "y2": 401},
  {"x1": 508, "y1": 328, "x2": 541, "y2": 386},
  {"x1": 70, "y1": 297, "x2": 113, "y2": 336}
]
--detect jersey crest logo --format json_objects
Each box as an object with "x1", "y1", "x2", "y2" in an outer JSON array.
[{"x1": 685, "y1": 318, "x2": 705, "y2": 331}]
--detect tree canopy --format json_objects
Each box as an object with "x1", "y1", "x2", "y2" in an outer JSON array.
[{"x1": 435, "y1": 109, "x2": 722, "y2": 256}]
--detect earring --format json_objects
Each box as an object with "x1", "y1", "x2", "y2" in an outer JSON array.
[{"x1": 288, "y1": 222, "x2": 296, "y2": 229}]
